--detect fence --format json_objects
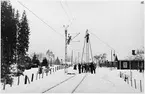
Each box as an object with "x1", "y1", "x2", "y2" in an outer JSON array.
[
  {"x1": 119, "y1": 71, "x2": 143, "y2": 92},
  {"x1": 3, "y1": 65, "x2": 68, "y2": 90}
]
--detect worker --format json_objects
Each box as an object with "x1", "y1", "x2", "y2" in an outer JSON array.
[{"x1": 85, "y1": 29, "x2": 90, "y2": 43}]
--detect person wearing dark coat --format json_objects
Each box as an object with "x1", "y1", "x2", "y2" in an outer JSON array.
[
  {"x1": 87, "y1": 63, "x2": 89, "y2": 72},
  {"x1": 90, "y1": 62, "x2": 93, "y2": 74},
  {"x1": 74, "y1": 64, "x2": 77, "y2": 70},
  {"x1": 93, "y1": 63, "x2": 96, "y2": 74},
  {"x1": 78, "y1": 63, "x2": 81, "y2": 74},
  {"x1": 84, "y1": 64, "x2": 87, "y2": 73},
  {"x1": 82, "y1": 64, "x2": 85, "y2": 73}
]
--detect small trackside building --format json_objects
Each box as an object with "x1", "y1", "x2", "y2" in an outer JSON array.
[{"x1": 117, "y1": 60, "x2": 144, "y2": 71}]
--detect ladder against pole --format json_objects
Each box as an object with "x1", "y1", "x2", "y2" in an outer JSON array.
[{"x1": 81, "y1": 29, "x2": 94, "y2": 64}]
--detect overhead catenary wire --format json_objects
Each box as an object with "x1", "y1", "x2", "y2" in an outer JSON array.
[
  {"x1": 18, "y1": 1, "x2": 64, "y2": 37},
  {"x1": 65, "y1": 0, "x2": 74, "y2": 21},
  {"x1": 89, "y1": 31, "x2": 120, "y2": 55},
  {"x1": 60, "y1": 0, "x2": 71, "y2": 23}
]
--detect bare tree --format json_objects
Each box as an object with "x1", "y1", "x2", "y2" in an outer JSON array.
[
  {"x1": 94, "y1": 53, "x2": 107, "y2": 66},
  {"x1": 37, "y1": 53, "x2": 44, "y2": 62},
  {"x1": 126, "y1": 47, "x2": 144, "y2": 60},
  {"x1": 46, "y1": 50, "x2": 55, "y2": 65}
]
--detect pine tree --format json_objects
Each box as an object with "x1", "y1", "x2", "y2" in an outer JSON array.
[
  {"x1": 42, "y1": 58, "x2": 48, "y2": 67},
  {"x1": 55, "y1": 57, "x2": 61, "y2": 65},
  {"x1": 15, "y1": 9, "x2": 20, "y2": 66},
  {"x1": 1, "y1": 0, "x2": 17, "y2": 86},
  {"x1": 1, "y1": 1, "x2": 30, "y2": 87},
  {"x1": 17, "y1": 10, "x2": 30, "y2": 71},
  {"x1": 32, "y1": 53, "x2": 40, "y2": 67},
  {"x1": 25, "y1": 55, "x2": 32, "y2": 69}
]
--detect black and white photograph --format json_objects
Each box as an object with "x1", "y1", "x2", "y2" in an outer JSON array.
[{"x1": 1, "y1": 0, "x2": 144, "y2": 93}]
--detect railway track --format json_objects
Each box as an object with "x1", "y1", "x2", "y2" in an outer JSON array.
[
  {"x1": 42, "y1": 73, "x2": 87, "y2": 93},
  {"x1": 71, "y1": 73, "x2": 87, "y2": 93}
]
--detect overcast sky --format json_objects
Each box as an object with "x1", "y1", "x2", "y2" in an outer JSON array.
[{"x1": 11, "y1": 0, "x2": 144, "y2": 61}]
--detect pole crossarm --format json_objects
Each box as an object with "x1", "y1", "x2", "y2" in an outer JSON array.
[
  {"x1": 66, "y1": 32, "x2": 80, "y2": 45},
  {"x1": 71, "y1": 40, "x2": 80, "y2": 42},
  {"x1": 71, "y1": 33, "x2": 80, "y2": 41}
]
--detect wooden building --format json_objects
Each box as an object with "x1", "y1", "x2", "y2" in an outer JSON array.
[{"x1": 117, "y1": 60, "x2": 144, "y2": 70}]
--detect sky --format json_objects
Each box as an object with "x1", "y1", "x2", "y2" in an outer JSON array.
[{"x1": 10, "y1": 0, "x2": 144, "y2": 61}]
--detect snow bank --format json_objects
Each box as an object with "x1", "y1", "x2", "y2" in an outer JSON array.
[
  {"x1": 0, "y1": 65, "x2": 63, "y2": 92},
  {"x1": 108, "y1": 68, "x2": 144, "y2": 92}
]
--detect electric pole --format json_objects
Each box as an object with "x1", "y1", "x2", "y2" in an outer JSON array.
[
  {"x1": 78, "y1": 52, "x2": 80, "y2": 63},
  {"x1": 63, "y1": 25, "x2": 69, "y2": 73},
  {"x1": 111, "y1": 50, "x2": 112, "y2": 62},
  {"x1": 63, "y1": 25, "x2": 80, "y2": 74},
  {"x1": 71, "y1": 50, "x2": 73, "y2": 65}
]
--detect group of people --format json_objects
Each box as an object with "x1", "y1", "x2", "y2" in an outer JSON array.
[{"x1": 73, "y1": 62, "x2": 96, "y2": 74}]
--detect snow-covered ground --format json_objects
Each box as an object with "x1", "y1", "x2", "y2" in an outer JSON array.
[
  {"x1": 1, "y1": 67, "x2": 144, "y2": 93},
  {"x1": 114, "y1": 69, "x2": 144, "y2": 92},
  {"x1": 74, "y1": 68, "x2": 141, "y2": 93},
  {"x1": 0, "y1": 65, "x2": 62, "y2": 91}
]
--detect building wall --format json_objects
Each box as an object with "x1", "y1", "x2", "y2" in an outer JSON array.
[{"x1": 117, "y1": 60, "x2": 144, "y2": 70}]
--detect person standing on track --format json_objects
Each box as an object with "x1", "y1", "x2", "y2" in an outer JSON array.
[
  {"x1": 90, "y1": 62, "x2": 93, "y2": 74},
  {"x1": 93, "y1": 62, "x2": 96, "y2": 74},
  {"x1": 84, "y1": 63, "x2": 87, "y2": 73},
  {"x1": 78, "y1": 63, "x2": 81, "y2": 74},
  {"x1": 81, "y1": 64, "x2": 85, "y2": 73},
  {"x1": 74, "y1": 64, "x2": 77, "y2": 70}
]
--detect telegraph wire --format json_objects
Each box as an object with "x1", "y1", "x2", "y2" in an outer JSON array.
[
  {"x1": 18, "y1": 1, "x2": 64, "y2": 37},
  {"x1": 65, "y1": 0, "x2": 73, "y2": 21},
  {"x1": 60, "y1": 0, "x2": 71, "y2": 23},
  {"x1": 89, "y1": 31, "x2": 119, "y2": 55}
]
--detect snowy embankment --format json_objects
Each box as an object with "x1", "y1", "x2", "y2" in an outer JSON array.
[
  {"x1": 73, "y1": 67, "x2": 140, "y2": 93},
  {"x1": 0, "y1": 65, "x2": 64, "y2": 92},
  {"x1": 107, "y1": 68, "x2": 144, "y2": 92},
  {"x1": 1, "y1": 67, "x2": 74, "y2": 93},
  {"x1": 1, "y1": 66, "x2": 144, "y2": 93}
]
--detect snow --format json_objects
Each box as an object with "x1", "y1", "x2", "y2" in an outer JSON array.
[
  {"x1": 114, "y1": 69, "x2": 144, "y2": 92},
  {"x1": 66, "y1": 62, "x2": 72, "y2": 64},
  {"x1": 117, "y1": 69, "x2": 144, "y2": 80},
  {"x1": 1, "y1": 68, "x2": 73, "y2": 93},
  {"x1": 74, "y1": 68, "x2": 141, "y2": 93},
  {"x1": 1, "y1": 66, "x2": 144, "y2": 93},
  {"x1": 45, "y1": 73, "x2": 86, "y2": 93},
  {"x1": 0, "y1": 65, "x2": 62, "y2": 92}
]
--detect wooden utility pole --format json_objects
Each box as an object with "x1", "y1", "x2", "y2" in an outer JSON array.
[
  {"x1": 71, "y1": 50, "x2": 73, "y2": 64},
  {"x1": 78, "y1": 52, "x2": 80, "y2": 63},
  {"x1": 111, "y1": 50, "x2": 112, "y2": 62},
  {"x1": 64, "y1": 25, "x2": 69, "y2": 73},
  {"x1": 65, "y1": 28, "x2": 67, "y2": 73},
  {"x1": 113, "y1": 50, "x2": 115, "y2": 67},
  {"x1": 63, "y1": 25, "x2": 80, "y2": 73}
]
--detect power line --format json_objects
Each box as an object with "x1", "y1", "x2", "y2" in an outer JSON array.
[
  {"x1": 60, "y1": 0, "x2": 71, "y2": 23},
  {"x1": 71, "y1": 33, "x2": 80, "y2": 40},
  {"x1": 18, "y1": 1, "x2": 64, "y2": 37},
  {"x1": 64, "y1": 0, "x2": 76, "y2": 28},
  {"x1": 89, "y1": 31, "x2": 113, "y2": 50},
  {"x1": 89, "y1": 31, "x2": 119, "y2": 55},
  {"x1": 65, "y1": 0, "x2": 73, "y2": 21}
]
